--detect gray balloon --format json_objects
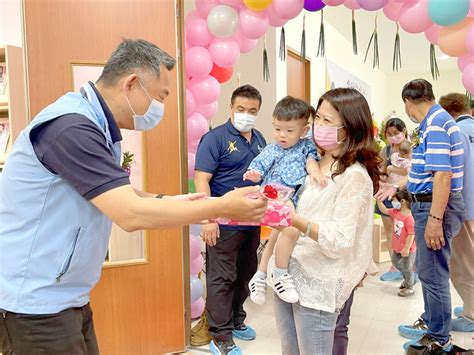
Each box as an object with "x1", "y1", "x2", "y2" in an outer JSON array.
[{"x1": 207, "y1": 5, "x2": 239, "y2": 38}]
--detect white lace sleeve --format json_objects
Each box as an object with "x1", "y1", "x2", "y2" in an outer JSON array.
[{"x1": 316, "y1": 170, "x2": 373, "y2": 259}]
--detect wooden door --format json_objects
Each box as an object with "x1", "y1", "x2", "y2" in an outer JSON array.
[
  {"x1": 287, "y1": 48, "x2": 311, "y2": 103},
  {"x1": 23, "y1": 0, "x2": 187, "y2": 353}
]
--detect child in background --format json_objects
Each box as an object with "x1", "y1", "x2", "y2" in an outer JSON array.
[
  {"x1": 377, "y1": 190, "x2": 416, "y2": 297},
  {"x1": 387, "y1": 140, "x2": 412, "y2": 184},
  {"x1": 244, "y1": 96, "x2": 325, "y2": 304}
]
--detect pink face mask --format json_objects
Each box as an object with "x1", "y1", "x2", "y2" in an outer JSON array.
[
  {"x1": 387, "y1": 132, "x2": 405, "y2": 145},
  {"x1": 313, "y1": 125, "x2": 344, "y2": 150}
]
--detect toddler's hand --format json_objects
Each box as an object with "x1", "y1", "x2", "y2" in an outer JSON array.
[
  {"x1": 386, "y1": 166, "x2": 394, "y2": 174},
  {"x1": 401, "y1": 248, "x2": 410, "y2": 258},
  {"x1": 243, "y1": 170, "x2": 262, "y2": 182},
  {"x1": 310, "y1": 170, "x2": 328, "y2": 187}
]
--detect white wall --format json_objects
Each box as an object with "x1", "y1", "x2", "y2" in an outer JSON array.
[
  {"x1": 276, "y1": 11, "x2": 388, "y2": 123},
  {"x1": 0, "y1": 0, "x2": 23, "y2": 47}
]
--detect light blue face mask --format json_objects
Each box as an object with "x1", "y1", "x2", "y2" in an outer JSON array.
[{"x1": 125, "y1": 79, "x2": 165, "y2": 131}]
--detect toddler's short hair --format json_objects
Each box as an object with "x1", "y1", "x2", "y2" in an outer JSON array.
[{"x1": 273, "y1": 96, "x2": 315, "y2": 122}]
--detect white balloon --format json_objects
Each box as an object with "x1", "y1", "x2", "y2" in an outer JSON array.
[{"x1": 207, "y1": 5, "x2": 239, "y2": 38}]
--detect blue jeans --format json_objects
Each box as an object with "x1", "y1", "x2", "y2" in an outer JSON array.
[
  {"x1": 274, "y1": 297, "x2": 339, "y2": 355},
  {"x1": 412, "y1": 192, "x2": 465, "y2": 344}
]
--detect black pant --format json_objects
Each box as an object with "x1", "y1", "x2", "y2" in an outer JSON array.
[
  {"x1": 206, "y1": 227, "x2": 260, "y2": 342},
  {"x1": 0, "y1": 303, "x2": 99, "y2": 355},
  {"x1": 333, "y1": 289, "x2": 356, "y2": 355}
]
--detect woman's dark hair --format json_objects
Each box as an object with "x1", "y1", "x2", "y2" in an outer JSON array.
[
  {"x1": 384, "y1": 117, "x2": 407, "y2": 138},
  {"x1": 401, "y1": 78, "x2": 435, "y2": 103},
  {"x1": 273, "y1": 96, "x2": 315, "y2": 122},
  {"x1": 316, "y1": 88, "x2": 383, "y2": 193},
  {"x1": 394, "y1": 190, "x2": 412, "y2": 208},
  {"x1": 231, "y1": 84, "x2": 262, "y2": 108}
]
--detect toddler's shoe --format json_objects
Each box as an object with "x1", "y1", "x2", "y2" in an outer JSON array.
[
  {"x1": 248, "y1": 276, "x2": 267, "y2": 305},
  {"x1": 269, "y1": 273, "x2": 299, "y2": 303},
  {"x1": 398, "y1": 288, "x2": 414, "y2": 297}
]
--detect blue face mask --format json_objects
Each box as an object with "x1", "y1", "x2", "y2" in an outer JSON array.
[
  {"x1": 125, "y1": 79, "x2": 165, "y2": 131},
  {"x1": 305, "y1": 127, "x2": 313, "y2": 139}
]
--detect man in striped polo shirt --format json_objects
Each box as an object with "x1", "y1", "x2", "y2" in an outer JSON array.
[{"x1": 398, "y1": 79, "x2": 466, "y2": 354}]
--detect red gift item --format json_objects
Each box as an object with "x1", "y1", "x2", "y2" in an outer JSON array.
[{"x1": 263, "y1": 185, "x2": 278, "y2": 199}]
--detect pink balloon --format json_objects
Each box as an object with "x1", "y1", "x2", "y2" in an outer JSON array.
[
  {"x1": 399, "y1": 0, "x2": 432, "y2": 34},
  {"x1": 233, "y1": 28, "x2": 258, "y2": 53},
  {"x1": 383, "y1": 0, "x2": 404, "y2": 21},
  {"x1": 186, "y1": 18, "x2": 213, "y2": 47},
  {"x1": 357, "y1": 0, "x2": 388, "y2": 11},
  {"x1": 239, "y1": 8, "x2": 269, "y2": 39},
  {"x1": 266, "y1": 5, "x2": 288, "y2": 27},
  {"x1": 467, "y1": 25, "x2": 474, "y2": 54},
  {"x1": 190, "y1": 253, "x2": 204, "y2": 275},
  {"x1": 196, "y1": 0, "x2": 219, "y2": 17},
  {"x1": 188, "y1": 152, "x2": 196, "y2": 179},
  {"x1": 344, "y1": 0, "x2": 361, "y2": 10},
  {"x1": 196, "y1": 101, "x2": 219, "y2": 120},
  {"x1": 189, "y1": 234, "x2": 201, "y2": 261},
  {"x1": 323, "y1": 0, "x2": 345, "y2": 6},
  {"x1": 189, "y1": 76, "x2": 221, "y2": 105},
  {"x1": 220, "y1": 0, "x2": 243, "y2": 10},
  {"x1": 187, "y1": 112, "x2": 209, "y2": 143},
  {"x1": 272, "y1": 0, "x2": 304, "y2": 20},
  {"x1": 462, "y1": 63, "x2": 474, "y2": 93},
  {"x1": 457, "y1": 54, "x2": 474, "y2": 71},
  {"x1": 188, "y1": 139, "x2": 200, "y2": 154},
  {"x1": 186, "y1": 89, "x2": 196, "y2": 116},
  {"x1": 186, "y1": 10, "x2": 203, "y2": 23},
  {"x1": 185, "y1": 47, "x2": 213, "y2": 78},
  {"x1": 209, "y1": 38, "x2": 240, "y2": 68},
  {"x1": 424, "y1": 24, "x2": 441, "y2": 45},
  {"x1": 191, "y1": 297, "x2": 206, "y2": 319}
]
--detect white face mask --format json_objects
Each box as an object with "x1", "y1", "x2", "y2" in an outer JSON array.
[
  {"x1": 392, "y1": 200, "x2": 401, "y2": 210},
  {"x1": 125, "y1": 79, "x2": 165, "y2": 131},
  {"x1": 233, "y1": 112, "x2": 257, "y2": 133}
]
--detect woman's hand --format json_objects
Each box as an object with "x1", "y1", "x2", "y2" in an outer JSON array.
[{"x1": 243, "y1": 170, "x2": 262, "y2": 182}]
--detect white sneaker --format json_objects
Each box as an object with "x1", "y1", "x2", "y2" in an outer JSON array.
[
  {"x1": 269, "y1": 273, "x2": 299, "y2": 303},
  {"x1": 248, "y1": 276, "x2": 267, "y2": 305}
]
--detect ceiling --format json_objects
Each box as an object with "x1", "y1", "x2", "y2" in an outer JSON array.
[{"x1": 323, "y1": 6, "x2": 458, "y2": 75}]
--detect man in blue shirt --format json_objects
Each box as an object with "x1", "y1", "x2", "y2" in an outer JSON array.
[
  {"x1": 0, "y1": 41, "x2": 267, "y2": 355},
  {"x1": 439, "y1": 93, "x2": 474, "y2": 333},
  {"x1": 398, "y1": 80, "x2": 466, "y2": 354},
  {"x1": 195, "y1": 85, "x2": 266, "y2": 355}
]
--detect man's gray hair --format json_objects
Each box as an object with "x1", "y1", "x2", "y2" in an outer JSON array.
[{"x1": 98, "y1": 39, "x2": 176, "y2": 86}]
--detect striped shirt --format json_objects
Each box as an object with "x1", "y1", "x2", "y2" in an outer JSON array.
[{"x1": 407, "y1": 104, "x2": 464, "y2": 194}]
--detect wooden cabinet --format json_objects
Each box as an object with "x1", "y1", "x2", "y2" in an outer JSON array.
[{"x1": 0, "y1": 45, "x2": 28, "y2": 169}]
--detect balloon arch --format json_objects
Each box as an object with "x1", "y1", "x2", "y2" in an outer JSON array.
[{"x1": 185, "y1": 0, "x2": 474, "y2": 318}]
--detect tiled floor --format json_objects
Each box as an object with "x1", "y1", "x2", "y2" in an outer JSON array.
[{"x1": 188, "y1": 262, "x2": 474, "y2": 355}]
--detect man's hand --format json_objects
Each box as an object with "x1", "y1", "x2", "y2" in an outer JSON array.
[
  {"x1": 375, "y1": 182, "x2": 397, "y2": 201},
  {"x1": 201, "y1": 222, "x2": 220, "y2": 247},
  {"x1": 424, "y1": 218, "x2": 444, "y2": 250},
  {"x1": 243, "y1": 170, "x2": 262, "y2": 183},
  {"x1": 219, "y1": 186, "x2": 267, "y2": 222},
  {"x1": 310, "y1": 170, "x2": 328, "y2": 187},
  {"x1": 162, "y1": 192, "x2": 206, "y2": 201}
]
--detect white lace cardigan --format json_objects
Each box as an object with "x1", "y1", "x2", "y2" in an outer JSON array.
[{"x1": 268, "y1": 162, "x2": 374, "y2": 312}]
